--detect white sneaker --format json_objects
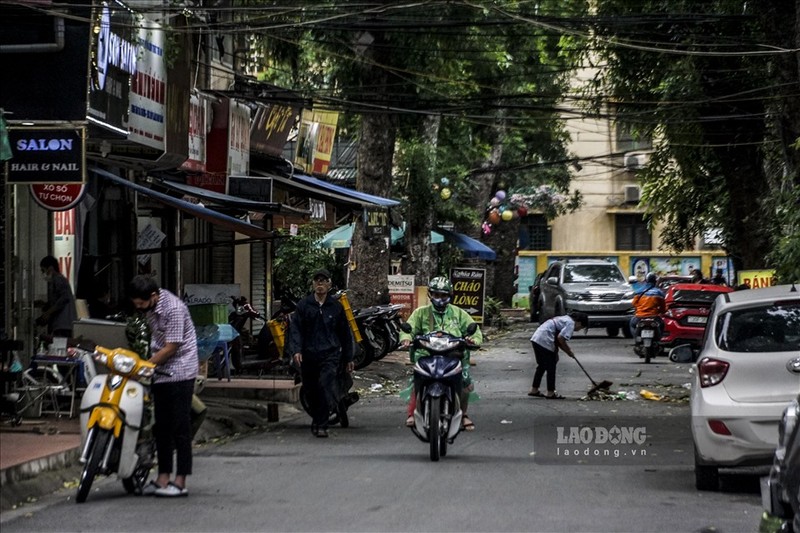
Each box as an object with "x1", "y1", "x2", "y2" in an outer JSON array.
[
  {"x1": 155, "y1": 482, "x2": 188, "y2": 497},
  {"x1": 142, "y1": 481, "x2": 162, "y2": 496}
]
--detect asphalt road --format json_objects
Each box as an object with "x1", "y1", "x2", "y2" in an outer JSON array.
[{"x1": 0, "y1": 322, "x2": 763, "y2": 532}]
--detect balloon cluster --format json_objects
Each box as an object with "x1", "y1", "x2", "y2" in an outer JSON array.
[
  {"x1": 482, "y1": 190, "x2": 528, "y2": 235},
  {"x1": 432, "y1": 177, "x2": 453, "y2": 200}
]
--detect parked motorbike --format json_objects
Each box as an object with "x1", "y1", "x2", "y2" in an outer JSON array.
[
  {"x1": 633, "y1": 317, "x2": 662, "y2": 364},
  {"x1": 76, "y1": 345, "x2": 161, "y2": 503},
  {"x1": 400, "y1": 321, "x2": 478, "y2": 461},
  {"x1": 229, "y1": 297, "x2": 293, "y2": 376},
  {"x1": 370, "y1": 304, "x2": 404, "y2": 361}
]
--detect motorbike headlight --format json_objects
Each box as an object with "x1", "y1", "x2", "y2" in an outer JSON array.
[
  {"x1": 419, "y1": 337, "x2": 459, "y2": 352},
  {"x1": 112, "y1": 354, "x2": 136, "y2": 374}
]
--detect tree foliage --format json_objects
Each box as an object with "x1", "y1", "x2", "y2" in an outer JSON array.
[{"x1": 272, "y1": 223, "x2": 338, "y2": 302}]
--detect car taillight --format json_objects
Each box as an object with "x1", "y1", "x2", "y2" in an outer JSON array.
[
  {"x1": 697, "y1": 357, "x2": 729, "y2": 388},
  {"x1": 707, "y1": 420, "x2": 732, "y2": 435}
]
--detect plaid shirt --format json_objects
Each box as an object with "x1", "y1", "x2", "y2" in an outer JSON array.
[{"x1": 146, "y1": 289, "x2": 198, "y2": 383}]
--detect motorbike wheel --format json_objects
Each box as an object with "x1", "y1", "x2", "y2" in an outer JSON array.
[
  {"x1": 76, "y1": 428, "x2": 112, "y2": 503},
  {"x1": 353, "y1": 343, "x2": 373, "y2": 370},
  {"x1": 371, "y1": 330, "x2": 390, "y2": 360},
  {"x1": 429, "y1": 397, "x2": 442, "y2": 462},
  {"x1": 122, "y1": 462, "x2": 152, "y2": 495}
]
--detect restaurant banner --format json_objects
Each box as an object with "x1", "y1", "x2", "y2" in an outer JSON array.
[{"x1": 450, "y1": 267, "x2": 486, "y2": 324}]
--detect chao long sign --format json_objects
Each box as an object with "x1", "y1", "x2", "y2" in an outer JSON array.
[
  {"x1": 5, "y1": 126, "x2": 86, "y2": 184},
  {"x1": 450, "y1": 268, "x2": 486, "y2": 324}
]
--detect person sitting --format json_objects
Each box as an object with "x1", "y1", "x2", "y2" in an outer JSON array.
[{"x1": 630, "y1": 272, "x2": 666, "y2": 339}]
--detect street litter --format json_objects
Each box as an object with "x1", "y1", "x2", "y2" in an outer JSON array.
[
  {"x1": 370, "y1": 383, "x2": 383, "y2": 392},
  {"x1": 500, "y1": 419, "x2": 513, "y2": 424},
  {"x1": 640, "y1": 389, "x2": 663, "y2": 401}
]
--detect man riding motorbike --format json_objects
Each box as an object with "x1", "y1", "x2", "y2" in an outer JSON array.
[
  {"x1": 629, "y1": 272, "x2": 666, "y2": 339},
  {"x1": 399, "y1": 276, "x2": 482, "y2": 431}
]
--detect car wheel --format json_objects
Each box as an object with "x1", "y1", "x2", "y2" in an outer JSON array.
[
  {"x1": 694, "y1": 455, "x2": 720, "y2": 491},
  {"x1": 606, "y1": 327, "x2": 620, "y2": 337},
  {"x1": 554, "y1": 300, "x2": 565, "y2": 316}
]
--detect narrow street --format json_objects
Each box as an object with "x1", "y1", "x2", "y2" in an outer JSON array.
[{"x1": 0, "y1": 321, "x2": 762, "y2": 532}]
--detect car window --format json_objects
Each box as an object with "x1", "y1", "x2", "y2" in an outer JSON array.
[
  {"x1": 565, "y1": 264, "x2": 625, "y2": 283},
  {"x1": 670, "y1": 289, "x2": 722, "y2": 304},
  {"x1": 716, "y1": 301, "x2": 800, "y2": 353}
]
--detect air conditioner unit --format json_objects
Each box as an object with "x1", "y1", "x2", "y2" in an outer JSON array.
[
  {"x1": 623, "y1": 185, "x2": 641, "y2": 204},
  {"x1": 624, "y1": 152, "x2": 649, "y2": 171}
]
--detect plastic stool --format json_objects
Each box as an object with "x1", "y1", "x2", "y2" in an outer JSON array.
[{"x1": 213, "y1": 342, "x2": 232, "y2": 381}]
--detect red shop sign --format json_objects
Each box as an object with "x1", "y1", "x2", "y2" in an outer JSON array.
[{"x1": 30, "y1": 183, "x2": 87, "y2": 211}]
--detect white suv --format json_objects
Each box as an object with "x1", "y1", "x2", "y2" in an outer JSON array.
[
  {"x1": 690, "y1": 284, "x2": 800, "y2": 491},
  {"x1": 536, "y1": 259, "x2": 634, "y2": 337}
]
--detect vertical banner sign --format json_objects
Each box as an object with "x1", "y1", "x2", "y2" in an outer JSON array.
[
  {"x1": 294, "y1": 109, "x2": 339, "y2": 175},
  {"x1": 88, "y1": 2, "x2": 138, "y2": 133},
  {"x1": 388, "y1": 275, "x2": 416, "y2": 322},
  {"x1": 228, "y1": 99, "x2": 250, "y2": 176},
  {"x1": 181, "y1": 92, "x2": 208, "y2": 172},
  {"x1": 127, "y1": 20, "x2": 166, "y2": 150},
  {"x1": 450, "y1": 268, "x2": 486, "y2": 324},
  {"x1": 53, "y1": 209, "x2": 77, "y2": 287}
]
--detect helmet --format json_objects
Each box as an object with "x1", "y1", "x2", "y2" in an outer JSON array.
[
  {"x1": 428, "y1": 276, "x2": 453, "y2": 312},
  {"x1": 645, "y1": 272, "x2": 658, "y2": 285}
]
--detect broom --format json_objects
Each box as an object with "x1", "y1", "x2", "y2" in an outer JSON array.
[{"x1": 572, "y1": 354, "x2": 613, "y2": 395}]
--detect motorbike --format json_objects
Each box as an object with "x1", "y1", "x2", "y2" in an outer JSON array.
[
  {"x1": 228, "y1": 296, "x2": 293, "y2": 377},
  {"x1": 400, "y1": 321, "x2": 478, "y2": 461},
  {"x1": 76, "y1": 345, "x2": 161, "y2": 503},
  {"x1": 370, "y1": 304, "x2": 404, "y2": 361},
  {"x1": 633, "y1": 317, "x2": 662, "y2": 364}
]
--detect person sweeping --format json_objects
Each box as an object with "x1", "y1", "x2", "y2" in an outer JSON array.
[{"x1": 528, "y1": 311, "x2": 588, "y2": 399}]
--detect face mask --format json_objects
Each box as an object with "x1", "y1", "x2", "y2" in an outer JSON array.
[{"x1": 431, "y1": 296, "x2": 450, "y2": 310}]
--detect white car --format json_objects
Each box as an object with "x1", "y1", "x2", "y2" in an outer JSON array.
[{"x1": 690, "y1": 284, "x2": 800, "y2": 491}]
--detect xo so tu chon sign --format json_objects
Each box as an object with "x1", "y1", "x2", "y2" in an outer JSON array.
[
  {"x1": 450, "y1": 268, "x2": 486, "y2": 324},
  {"x1": 30, "y1": 183, "x2": 87, "y2": 211},
  {"x1": 5, "y1": 126, "x2": 86, "y2": 184}
]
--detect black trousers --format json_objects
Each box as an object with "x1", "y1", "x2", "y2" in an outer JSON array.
[
  {"x1": 301, "y1": 352, "x2": 340, "y2": 428},
  {"x1": 153, "y1": 379, "x2": 194, "y2": 477},
  {"x1": 531, "y1": 341, "x2": 559, "y2": 392}
]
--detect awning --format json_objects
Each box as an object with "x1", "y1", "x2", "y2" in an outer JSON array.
[
  {"x1": 290, "y1": 173, "x2": 400, "y2": 208},
  {"x1": 436, "y1": 228, "x2": 497, "y2": 260},
  {"x1": 251, "y1": 170, "x2": 383, "y2": 208},
  {"x1": 319, "y1": 223, "x2": 444, "y2": 249},
  {"x1": 91, "y1": 167, "x2": 273, "y2": 239}
]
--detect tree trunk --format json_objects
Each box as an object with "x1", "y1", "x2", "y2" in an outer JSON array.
[{"x1": 403, "y1": 114, "x2": 440, "y2": 285}]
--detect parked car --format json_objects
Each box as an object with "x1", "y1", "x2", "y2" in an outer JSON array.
[
  {"x1": 761, "y1": 393, "x2": 799, "y2": 533},
  {"x1": 535, "y1": 259, "x2": 634, "y2": 337},
  {"x1": 657, "y1": 275, "x2": 694, "y2": 290},
  {"x1": 528, "y1": 272, "x2": 543, "y2": 323},
  {"x1": 661, "y1": 283, "x2": 734, "y2": 351},
  {"x1": 690, "y1": 284, "x2": 800, "y2": 491}
]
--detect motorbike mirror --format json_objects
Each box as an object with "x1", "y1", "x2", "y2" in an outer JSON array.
[
  {"x1": 399, "y1": 322, "x2": 413, "y2": 333},
  {"x1": 466, "y1": 322, "x2": 478, "y2": 336}
]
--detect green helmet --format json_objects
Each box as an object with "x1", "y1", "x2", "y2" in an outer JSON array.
[{"x1": 428, "y1": 276, "x2": 453, "y2": 312}]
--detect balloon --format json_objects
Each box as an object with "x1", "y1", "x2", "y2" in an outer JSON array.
[
  {"x1": 440, "y1": 187, "x2": 452, "y2": 200},
  {"x1": 517, "y1": 206, "x2": 528, "y2": 217},
  {"x1": 495, "y1": 190, "x2": 506, "y2": 201},
  {"x1": 440, "y1": 177, "x2": 450, "y2": 186},
  {"x1": 501, "y1": 209, "x2": 513, "y2": 221},
  {"x1": 488, "y1": 209, "x2": 501, "y2": 225},
  {"x1": 489, "y1": 197, "x2": 500, "y2": 207},
  {"x1": 482, "y1": 222, "x2": 492, "y2": 235}
]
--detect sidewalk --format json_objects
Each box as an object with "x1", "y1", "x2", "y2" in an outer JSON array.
[{"x1": 0, "y1": 376, "x2": 301, "y2": 512}]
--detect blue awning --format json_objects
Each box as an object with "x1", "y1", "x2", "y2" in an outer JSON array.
[
  {"x1": 436, "y1": 228, "x2": 497, "y2": 260},
  {"x1": 91, "y1": 167, "x2": 272, "y2": 239},
  {"x1": 319, "y1": 223, "x2": 443, "y2": 249},
  {"x1": 290, "y1": 173, "x2": 400, "y2": 207}
]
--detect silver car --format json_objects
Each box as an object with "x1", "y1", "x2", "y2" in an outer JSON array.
[
  {"x1": 535, "y1": 259, "x2": 634, "y2": 337},
  {"x1": 690, "y1": 284, "x2": 800, "y2": 491}
]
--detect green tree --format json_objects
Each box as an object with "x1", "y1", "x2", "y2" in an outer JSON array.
[{"x1": 272, "y1": 223, "x2": 338, "y2": 302}]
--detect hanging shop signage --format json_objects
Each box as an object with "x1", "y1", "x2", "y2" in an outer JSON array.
[
  {"x1": 450, "y1": 267, "x2": 486, "y2": 324},
  {"x1": 181, "y1": 92, "x2": 209, "y2": 173},
  {"x1": 5, "y1": 126, "x2": 86, "y2": 184},
  {"x1": 294, "y1": 109, "x2": 338, "y2": 176},
  {"x1": 363, "y1": 208, "x2": 388, "y2": 240},
  {"x1": 196, "y1": 98, "x2": 250, "y2": 193},
  {"x1": 30, "y1": 183, "x2": 87, "y2": 211},
  {"x1": 250, "y1": 102, "x2": 298, "y2": 157}
]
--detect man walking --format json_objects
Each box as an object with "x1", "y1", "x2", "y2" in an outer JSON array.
[{"x1": 288, "y1": 268, "x2": 354, "y2": 438}]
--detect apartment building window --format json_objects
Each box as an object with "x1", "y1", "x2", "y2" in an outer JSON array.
[
  {"x1": 615, "y1": 121, "x2": 652, "y2": 154},
  {"x1": 519, "y1": 214, "x2": 551, "y2": 250},
  {"x1": 616, "y1": 214, "x2": 651, "y2": 250}
]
